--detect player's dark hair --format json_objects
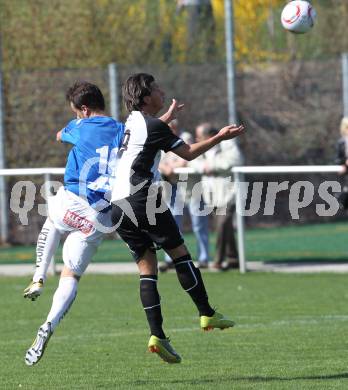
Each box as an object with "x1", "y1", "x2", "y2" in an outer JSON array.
[
  {"x1": 66, "y1": 81, "x2": 105, "y2": 111},
  {"x1": 122, "y1": 73, "x2": 155, "y2": 112}
]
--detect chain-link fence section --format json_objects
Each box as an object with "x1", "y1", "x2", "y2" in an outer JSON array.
[{"x1": 2, "y1": 57, "x2": 345, "y2": 243}]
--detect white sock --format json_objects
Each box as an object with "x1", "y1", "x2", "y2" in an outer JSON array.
[
  {"x1": 33, "y1": 219, "x2": 61, "y2": 282},
  {"x1": 46, "y1": 276, "x2": 78, "y2": 331}
]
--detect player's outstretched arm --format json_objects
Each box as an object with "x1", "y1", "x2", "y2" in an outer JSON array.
[
  {"x1": 173, "y1": 124, "x2": 245, "y2": 161},
  {"x1": 159, "y1": 99, "x2": 184, "y2": 124}
]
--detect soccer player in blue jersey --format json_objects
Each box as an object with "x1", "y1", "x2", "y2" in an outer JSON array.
[
  {"x1": 24, "y1": 81, "x2": 125, "y2": 366},
  {"x1": 24, "y1": 81, "x2": 181, "y2": 366}
]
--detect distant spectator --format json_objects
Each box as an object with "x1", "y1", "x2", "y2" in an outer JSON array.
[
  {"x1": 190, "y1": 122, "x2": 243, "y2": 271},
  {"x1": 159, "y1": 119, "x2": 190, "y2": 189},
  {"x1": 176, "y1": 0, "x2": 215, "y2": 60},
  {"x1": 159, "y1": 120, "x2": 210, "y2": 271},
  {"x1": 335, "y1": 117, "x2": 348, "y2": 209},
  {"x1": 335, "y1": 117, "x2": 348, "y2": 169}
]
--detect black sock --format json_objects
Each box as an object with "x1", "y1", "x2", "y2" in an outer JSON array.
[
  {"x1": 173, "y1": 255, "x2": 215, "y2": 317},
  {"x1": 139, "y1": 275, "x2": 166, "y2": 339}
]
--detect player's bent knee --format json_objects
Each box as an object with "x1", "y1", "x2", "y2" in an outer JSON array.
[
  {"x1": 137, "y1": 250, "x2": 158, "y2": 275},
  {"x1": 61, "y1": 266, "x2": 81, "y2": 280},
  {"x1": 165, "y1": 244, "x2": 189, "y2": 260}
]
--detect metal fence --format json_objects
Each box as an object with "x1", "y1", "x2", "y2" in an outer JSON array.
[
  {"x1": 0, "y1": 56, "x2": 347, "y2": 243},
  {"x1": 0, "y1": 164, "x2": 344, "y2": 274}
]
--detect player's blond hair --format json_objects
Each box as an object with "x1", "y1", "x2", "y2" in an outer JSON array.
[{"x1": 340, "y1": 117, "x2": 348, "y2": 136}]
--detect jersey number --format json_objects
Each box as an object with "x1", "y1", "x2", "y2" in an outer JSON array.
[
  {"x1": 87, "y1": 146, "x2": 119, "y2": 193},
  {"x1": 120, "y1": 129, "x2": 131, "y2": 152},
  {"x1": 96, "y1": 146, "x2": 119, "y2": 175}
]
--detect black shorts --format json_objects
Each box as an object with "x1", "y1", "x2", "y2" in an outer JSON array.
[{"x1": 111, "y1": 186, "x2": 184, "y2": 261}]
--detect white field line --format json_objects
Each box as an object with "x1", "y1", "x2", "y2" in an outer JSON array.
[{"x1": 6, "y1": 315, "x2": 348, "y2": 346}]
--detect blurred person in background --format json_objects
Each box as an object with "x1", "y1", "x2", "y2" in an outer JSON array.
[
  {"x1": 176, "y1": 0, "x2": 215, "y2": 60},
  {"x1": 335, "y1": 117, "x2": 348, "y2": 209},
  {"x1": 190, "y1": 122, "x2": 243, "y2": 271},
  {"x1": 335, "y1": 117, "x2": 348, "y2": 170},
  {"x1": 159, "y1": 120, "x2": 210, "y2": 271}
]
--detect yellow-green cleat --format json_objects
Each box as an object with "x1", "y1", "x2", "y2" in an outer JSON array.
[
  {"x1": 23, "y1": 279, "x2": 44, "y2": 301},
  {"x1": 148, "y1": 335, "x2": 182, "y2": 364},
  {"x1": 200, "y1": 311, "x2": 235, "y2": 331}
]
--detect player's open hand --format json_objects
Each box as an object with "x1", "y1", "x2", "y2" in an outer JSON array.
[
  {"x1": 168, "y1": 98, "x2": 184, "y2": 117},
  {"x1": 160, "y1": 99, "x2": 185, "y2": 124},
  {"x1": 218, "y1": 124, "x2": 245, "y2": 141}
]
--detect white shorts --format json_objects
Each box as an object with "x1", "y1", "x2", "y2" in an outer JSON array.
[{"x1": 47, "y1": 187, "x2": 111, "y2": 275}]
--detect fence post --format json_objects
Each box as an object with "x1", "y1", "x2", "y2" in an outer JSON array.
[
  {"x1": 234, "y1": 170, "x2": 246, "y2": 273},
  {"x1": 44, "y1": 173, "x2": 56, "y2": 275},
  {"x1": 224, "y1": 0, "x2": 236, "y2": 125},
  {"x1": 342, "y1": 53, "x2": 348, "y2": 118},
  {"x1": 0, "y1": 36, "x2": 8, "y2": 244},
  {"x1": 108, "y1": 63, "x2": 120, "y2": 120}
]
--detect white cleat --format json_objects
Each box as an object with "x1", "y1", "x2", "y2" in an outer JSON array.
[
  {"x1": 25, "y1": 322, "x2": 52, "y2": 366},
  {"x1": 23, "y1": 279, "x2": 44, "y2": 301}
]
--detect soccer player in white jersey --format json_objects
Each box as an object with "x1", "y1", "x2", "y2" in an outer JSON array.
[
  {"x1": 24, "y1": 81, "x2": 125, "y2": 366},
  {"x1": 110, "y1": 73, "x2": 245, "y2": 364}
]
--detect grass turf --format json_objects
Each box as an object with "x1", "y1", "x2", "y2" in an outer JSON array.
[
  {"x1": 1, "y1": 221, "x2": 348, "y2": 265},
  {"x1": 2, "y1": 272, "x2": 348, "y2": 389}
]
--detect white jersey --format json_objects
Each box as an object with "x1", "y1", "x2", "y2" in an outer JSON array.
[{"x1": 111, "y1": 111, "x2": 184, "y2": 201}]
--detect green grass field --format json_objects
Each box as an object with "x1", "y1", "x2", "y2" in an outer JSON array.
[
  {"x1": 1, "y1": 221, "x2": 348, "y2": 265},
  {"x1": 2, "y1": 272, "x2": 348, "y2": 389}
]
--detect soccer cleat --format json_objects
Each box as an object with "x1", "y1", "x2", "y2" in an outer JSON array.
[
  {"x1": 200, "y1": 311, "x2": 235, "y2": 331},
  {"x1": 148, "y1": 335, "x2": 181, "y2": 364},
  {"x1": 25, "y1": 322, "x2": 52, "y2": 366},
  {"x1": 23, "y1": 279, "x2": 44, "y2": 301}
]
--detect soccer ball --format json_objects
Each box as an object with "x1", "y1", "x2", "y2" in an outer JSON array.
[{"x1": 281, "y1": 1, "x2": 316, "y2": 34}]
